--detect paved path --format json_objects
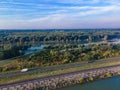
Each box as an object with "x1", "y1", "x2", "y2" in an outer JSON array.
[
  {"x1": 0, "y1": 64, "x2": 120, "y2": 88},
  {"x1": 0, "y1": 57, "x2": 120, "y2": 78}
]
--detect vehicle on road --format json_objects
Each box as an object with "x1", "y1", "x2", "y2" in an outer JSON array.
[{"x1": 21, "y1": 68, "x2": 28, "y2": 72}]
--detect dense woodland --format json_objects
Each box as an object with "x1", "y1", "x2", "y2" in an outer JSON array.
[
  {"x1": 0, "y1": 30, "x2": 120, "y2": 45},
  {"x1": 1, "y1": 30, "x2": 120, "y2": 72},
  {"x1": 0, "y1": 44, "x2": 30, "y2": 60}
]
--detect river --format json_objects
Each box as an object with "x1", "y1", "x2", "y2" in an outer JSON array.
[
  {"x1": 24, "y1": 39, "x2": 120, "y2": 55},
  {"x1": 24, "y1": 45, "x2": 44, "y2": 55},
  {"x1": 58, "y1": 76, "x2": 120, "y2": 90}
]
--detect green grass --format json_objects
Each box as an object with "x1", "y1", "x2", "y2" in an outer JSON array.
[{"x1": 1, "y1": 59, "x2": 120, "y2": 85}]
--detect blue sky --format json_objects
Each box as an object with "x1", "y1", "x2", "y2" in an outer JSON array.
[{"x1": 0, "y1": 0, "x2": 120, "y2": 29}]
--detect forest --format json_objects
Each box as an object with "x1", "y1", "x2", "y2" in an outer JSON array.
[
  {"x1": 0, "y1": 30, "x2": 120, "y2": 45},
  {"x1": 0, "y1": 29, "x2": 120, "y2": 72}
]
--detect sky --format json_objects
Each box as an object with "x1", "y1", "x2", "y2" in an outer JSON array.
[{"x1": 0, "y1": 0, "x2": 120, "y2": 29}]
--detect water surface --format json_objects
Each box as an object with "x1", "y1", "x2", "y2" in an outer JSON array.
[
  {"x1": 58, "y1": 76, "x2": 120, "y2": 90},
  {"x1": 25, "y1": 45, "x2": 44, "y2": 55}
]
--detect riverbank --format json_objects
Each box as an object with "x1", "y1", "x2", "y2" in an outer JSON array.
[{"x1": 1, "y1": 65, "x2": 120, "y2": 90}]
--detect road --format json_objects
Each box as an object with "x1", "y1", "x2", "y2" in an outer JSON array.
[
  {"x1": 0, "y1": 64, "x2": 120, "y2": 88},
  {"x1": 0, "y1": 57, "x2": 120, "y2": 78}
]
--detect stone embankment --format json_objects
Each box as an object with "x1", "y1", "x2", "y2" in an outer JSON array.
[{"x1": 1, "y1": 65, "x2": 120, "y2": 90}]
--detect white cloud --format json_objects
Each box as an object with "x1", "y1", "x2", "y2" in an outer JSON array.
[
  {"x1": 54, "y1": 0, "x2": 100, "y2": 4},
  {"x1": 77, "y1": 5, "x2": 120, "y2": 16},
  {"x1": 0, "y1": 0, "x2": 120, "y2": 29}
]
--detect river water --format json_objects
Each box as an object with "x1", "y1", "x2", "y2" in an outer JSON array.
[
  {"x1": 24, "y1": 39, "x2": 120, "y2": 55},
  {"x1": 58, "y1": 76, "x2": 120, "y2": 90},
  {"x1": 24, "y1": 45, "x2": 44, "y2": 55}
]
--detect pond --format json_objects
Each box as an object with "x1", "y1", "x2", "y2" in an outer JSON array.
[
  {"x1": 24, "y1": 45, "x2": 44, "y2": 55},
  {"x1": 58, "y1": 76, "x2": 120, "y2": 90}
]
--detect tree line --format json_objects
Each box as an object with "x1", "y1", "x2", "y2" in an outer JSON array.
[{"x1": 1, "y1": 30, "x2": 120, "y2": 45}]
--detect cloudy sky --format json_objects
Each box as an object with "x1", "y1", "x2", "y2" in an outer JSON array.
[{"x1": 0, "y1": 0, "x2": 120, "y2": 29}]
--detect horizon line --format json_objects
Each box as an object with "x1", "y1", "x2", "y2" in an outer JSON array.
[{"x1": 0, "y1": 28, "x2": 120, "y2": 30}]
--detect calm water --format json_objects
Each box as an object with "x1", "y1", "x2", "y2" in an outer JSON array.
[
  {"x1": 25, "y1": 45, "x2": 44, "y2": 55},
  {"x1": 58, "y1": 76, "x2": 120, "y2": 90}
]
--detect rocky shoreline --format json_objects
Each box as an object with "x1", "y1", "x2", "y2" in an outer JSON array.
[{"x1": 1, "y1": 65, "x2": 120, "y2": 90}]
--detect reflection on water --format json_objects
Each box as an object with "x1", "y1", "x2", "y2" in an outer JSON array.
[
  {"x1": 58, "y1": 76, "x2": 120, "y2": 90},
  {"x1": 25, "y1": 45, "x2": 44, "y2": 55}
]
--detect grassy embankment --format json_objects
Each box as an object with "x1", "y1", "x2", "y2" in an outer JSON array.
[{"x1": 1, "y1": 58, "x2": 120, "y2": 85}]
